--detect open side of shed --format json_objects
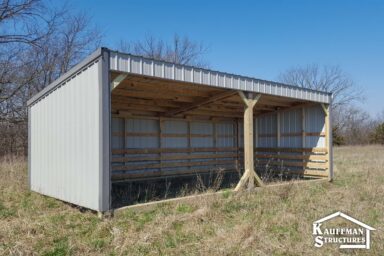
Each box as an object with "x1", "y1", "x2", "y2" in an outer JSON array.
[{"x1": 27, "y1": 48, "x2": 333, "y2": 213}]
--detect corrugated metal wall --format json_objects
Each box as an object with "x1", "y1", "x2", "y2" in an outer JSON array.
[
  {"x1": 111, "y1": 118, "x2": 238, "y2": 179},
  {"x1": 305, "y1": 105, "x2": 326, "y2": 148},
  {"x1": 257, "y1": 114, "x2": 278, "y2": 148},
  {"x1": 253, "y1": 105, "x2": 327, "y2": 174},
  {"x1": 29, "y1": 60, "x2": 102, "y2": 211},
  {"x1": 255, "y1": 106, "x2": 325, "y2": 148},
  {"x1": 279, "y1": 108, "x2": 302, "y2": 148}
]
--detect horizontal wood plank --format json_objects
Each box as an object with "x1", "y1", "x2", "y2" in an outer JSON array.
[
  {"x1": 254, "y1": 147, "x2": 328, "y2": 153},
  {"x1": 112, "y1": 159, "x2": 236, "y2": 171},
  {"x1": 112, "y1": 147, "x2": 238, "y2": 155},
  {"x1": 255, "y1": 154, "x2": 327, "y2": 161},
  {"x1": 258, "y1": 132, "x2": 325, "y2": 138},
  {"x1": 112, "y1": 153, "x2": 238, "y2": 163}
]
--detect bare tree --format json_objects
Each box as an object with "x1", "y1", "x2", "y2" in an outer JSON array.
[
  {"x1": 118, "y1": 34, "x2": 209, "y2": 67},
  {"x1": 335, "y1": 105, "x2": 374, "y2": 145},
  {"x1": 278, "y1": 64, "x2": 368, "y2": 145},
  {"x1": 278, "y1": 64, "x2": 363, "y2": 108},
  {"x1": 0, "y1": 0, "x2": 55, "y2": 45},
  {"x1": 0, "y1": 0, "x2": 102, "y2": 156}
]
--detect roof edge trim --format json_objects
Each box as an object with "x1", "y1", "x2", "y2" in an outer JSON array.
[{"x1": 27, "y1": 47, "x2": 105, "y2": 106}]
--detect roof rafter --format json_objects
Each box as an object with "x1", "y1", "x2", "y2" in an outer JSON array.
[{"x1": 164, "y1": 90, "x2": 238, "y2": 117}]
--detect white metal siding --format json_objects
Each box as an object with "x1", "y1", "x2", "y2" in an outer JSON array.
[
  {"x1": 280, "y1": 109, "x2": 302, "y2": 148},
  {"x1": 305, "y1": 105, "x2": 326, "y2": 148},
  {"x1": 111, "y1": 118, "x2": 237, "y2": 177},
  {"x1": 30, "y1": 61, "x2": 101, "y2": 211},
  {"x1": 257, "y1": 114, "x2": 278, "y2": 148},
  {"x1": 109, "y1": 51, "x2": 331, "y2": 104},
  {"x1": 255, "y1": 105, "x2": 325, "y2": 149},
  {"x1": 162, "y1": 120, "x2": 188, "y2": 148}
]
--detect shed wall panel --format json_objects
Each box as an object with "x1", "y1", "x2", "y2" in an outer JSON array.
[
  {"x1": 305, "y1": 105, "x2": 325, "y2": 148},
  {"x1": 255, "y1": 105, "x2": 325, "y2": 149},
  {"x1": 280, "y1": 109, "x2": 302, "y2": 148},
  {"x1": 111, "y1": 118, "x2": 238, "y2": 177},
  {"x1": 29, "y1": 61, "x2": 101, "y2": 211},
  {"x1": 257, "y1": 114, "x2": 277, "y2": 148}
]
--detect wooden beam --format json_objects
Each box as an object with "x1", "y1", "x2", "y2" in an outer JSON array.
[
  {"x1": 159, "y1": 118, "x2": 163, "y2": 176},
  {"x1": 119, "y1": 80, "x2": 217, "y2": 97},
  {"x1": 112, "y1": 159, "x2": 236, "y2": 171},
  {"x1": 255, "y1": 102, "x2": 316, "y2": 118},
  {"x1": 111, "y1": 74, "x2": 127, "y2": 91},
  {"x1": 112, "y1": 146, "x2": 239, "y2": 155},
  {"x1": 164, "y1": 90, "x2": 238, "y2": 117},
  {"x1": 254, "y1": 153, "x2": 327, "y2": 161},
  {"x1": 238, "y1": 91, "x2": 261, "y2": 106},
  {"x1": 321, "y1": 103, "x2": 332, "y2": 181},
  {"x1": 187, "y1": 110, "x2": 242, "y2": 118},
  {"x1": 254, "y1": 147, "x2": 327, "y2": 153},
  {"x1": 235, "y1": 92, "x2": 264, "y2": 191},
  {"x1": 320, "y1": 103, "x2": 328, "y2": 114},
  {"x1": 111, "y1": 96, "x2": 182, "y2": 108},
  {"x1": 112, "y1": 153, "x2": 238, "y2": 163},
  {"x1": 112, "y1": 89, "x2": 199, "y2": 103}
]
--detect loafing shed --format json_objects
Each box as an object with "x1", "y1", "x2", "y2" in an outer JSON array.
[{"x1": 27, "y1": 48, "x2": 333, "y2": 213}]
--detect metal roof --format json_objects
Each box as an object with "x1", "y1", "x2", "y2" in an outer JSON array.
[{"x1": 28, "y1": 47, "x2": 332, "y2": 106}]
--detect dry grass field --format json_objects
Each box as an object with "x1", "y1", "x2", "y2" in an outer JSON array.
[{"x1": 0, "y1": 145, "x2": 383, "y2": 255}]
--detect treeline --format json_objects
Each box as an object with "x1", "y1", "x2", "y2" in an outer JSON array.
[
  {"x1": 0, "y1": 0, "x2": 101, "y2": 156},
  {"x1": 0, "y1": 1, "x2": 207, "y2": 156},
  {"x1": 1, "y1": 0, "x2": 383, "y2": 156},
  {"x1": 332, "y1": 106, "x2": 384, "y2": 145}
]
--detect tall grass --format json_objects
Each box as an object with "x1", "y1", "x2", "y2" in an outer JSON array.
[{"x1": 0, "y1": 146, "x2": 383, "y2": 255}]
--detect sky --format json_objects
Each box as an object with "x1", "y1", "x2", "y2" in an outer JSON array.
[{"x1": 72, "y1": 0, "x2": 384, "y2": 116}]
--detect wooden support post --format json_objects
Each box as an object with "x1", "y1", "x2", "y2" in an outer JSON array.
[
  {"x1": 321, "y1": 104, "x2": 332, "y2": 181},
  {"x1": 235, "y1": 119, "x2": 240, "y2": 173},
  {"x1": 235, "y1": 92, "x2": 264, "y2": 191},
  {"x1": 254, "y1": 117, "x2": 258, "y2": 175},
  {"x1": 255, "y1": 117, "x2": 258, "y2": 149},
  {"x1": 277, "y1": 112, "x2": 281, "y2": 158},
  {"x1": 187, "y1": 120, "x2": 191, "y2": 171},
  {"x1": 159, "y1": 118, "x2": 164, "y2": 175},
  {"x1": 123, "y1": 117, "x2": 126, "y2": 166}
]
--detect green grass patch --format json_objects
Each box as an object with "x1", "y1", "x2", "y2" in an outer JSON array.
[
  {"x1": 44, "y1": 197, "x2": 59, "y2": 209},
  {"x1": 223, "y1": 200, "x2": 243, "y2": 214},
  {"x1": 42, "y1": 237, "x2": 70, "y2": 256},
  {"x1": 90, "y1": 239, "x2": 106, "y2": 250},
  {"x1": 176, "y1": 203, "x2": 194, "y2": 213},
  {"x1": 0, "y1": 201, "x2": 16, "y2": 218},
  {"x1": 221, "y1": 189, "x2": 232, "y2": 199}
]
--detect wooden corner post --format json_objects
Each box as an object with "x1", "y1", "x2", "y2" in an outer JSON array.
[
  {"x1": 235, "y1": 91, "x2": 264, "y2": 191},
  {"x1": 321, "y1": 103, "x2": 332, "y2": 181}
]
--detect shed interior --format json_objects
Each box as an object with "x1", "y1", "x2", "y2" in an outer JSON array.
[{"x1": 109, "y1": 71, "x2": 330, "y2": 207}]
